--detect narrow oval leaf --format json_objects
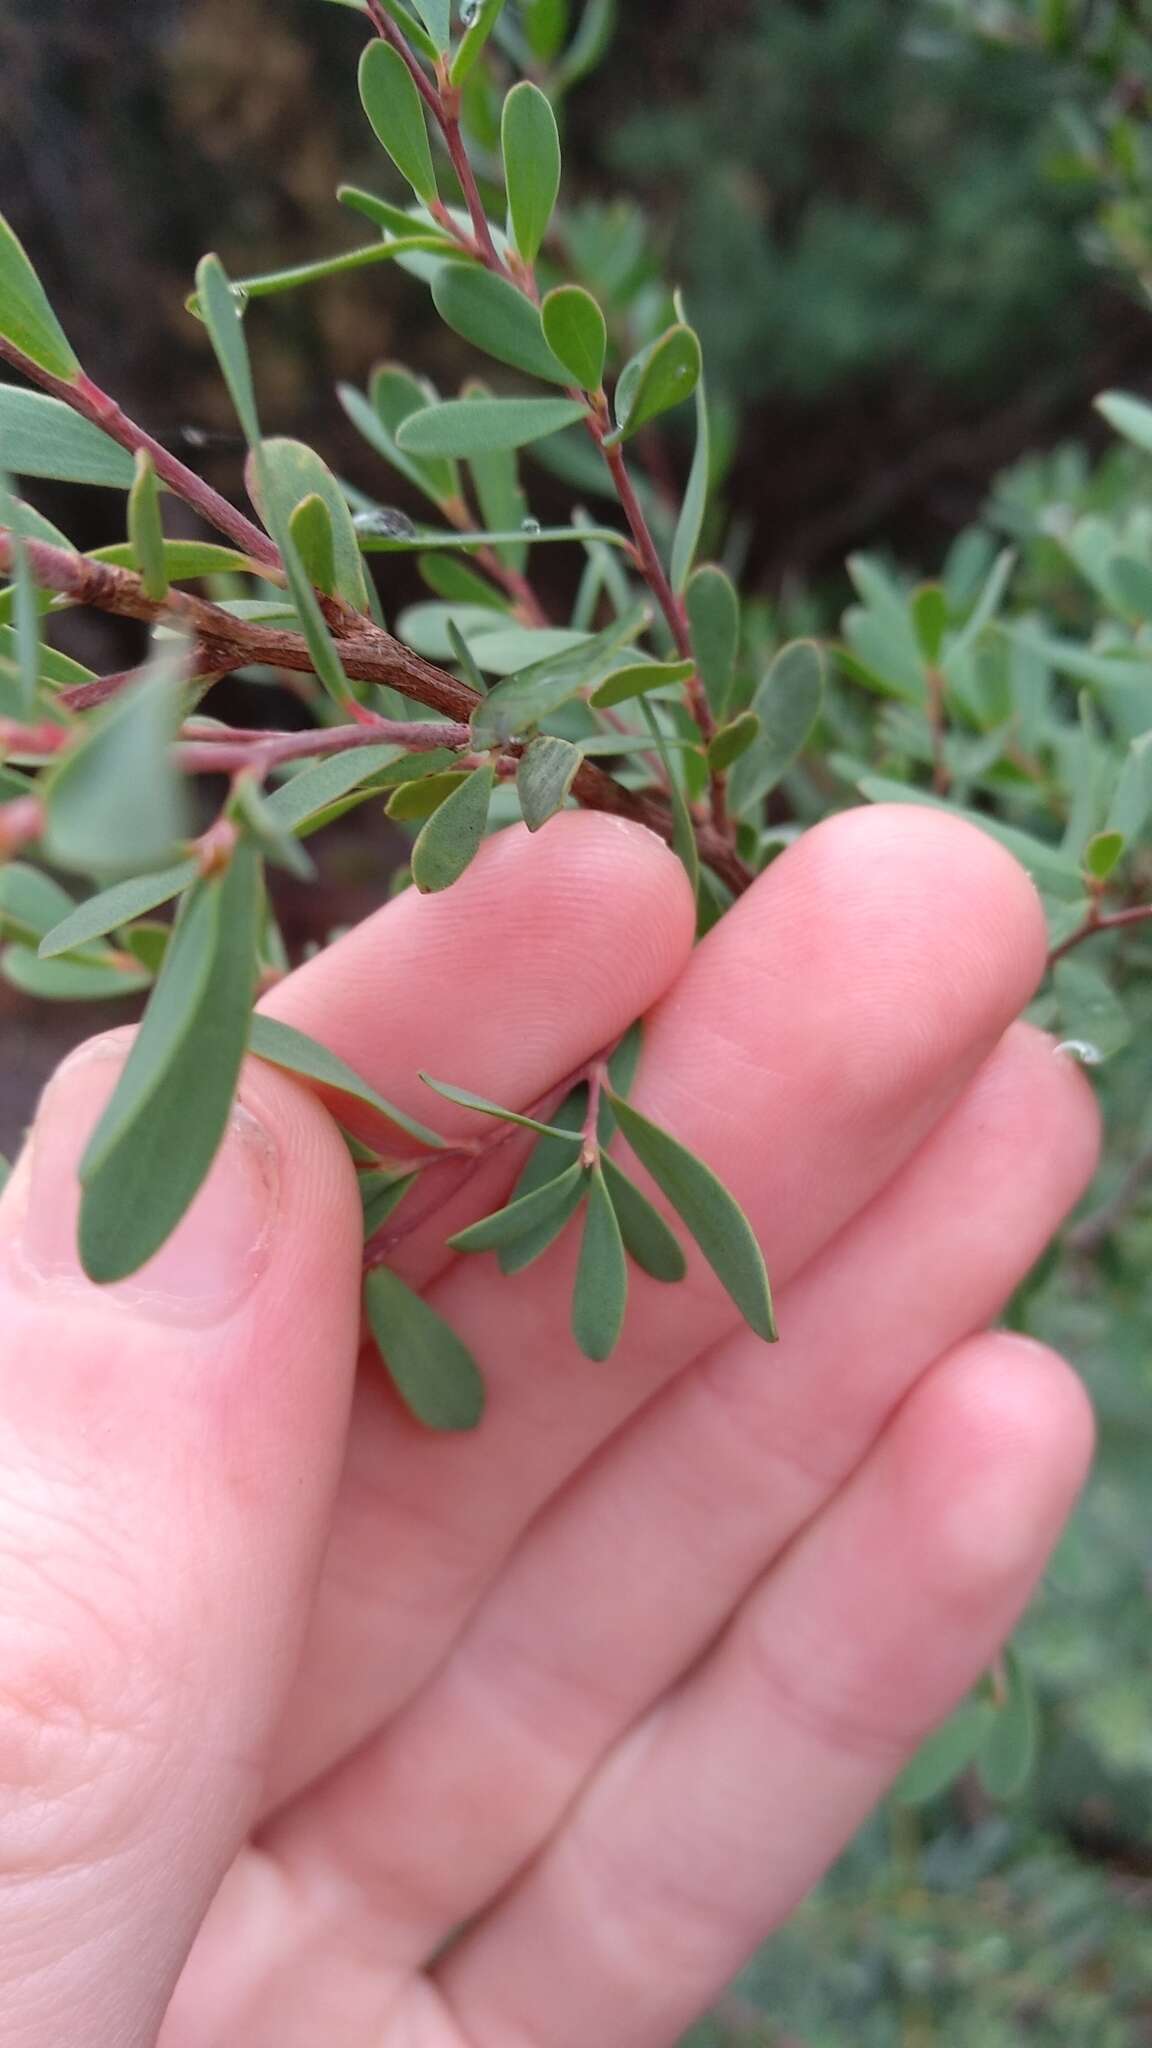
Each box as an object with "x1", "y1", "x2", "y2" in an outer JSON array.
[
  {"x1": 2, "y1": 944, "x2": 151, "y2": 1001},
  {"x1": 0, "y1": 210, "x2": 79, "y2": 381},
  {"x1": 464, "y1": 376, "x2": 529, "y2": 568},
  {"x1": 263, "y1": 743, "x2": 405, "y2": 833},
  {"x1": 90, "y1": 539, "x2": 259, "y2": 581},
  {"x1": 387, "y1": 770, "x2": 471, "y2": 823},
  {"x1": 396, "y1": 395, "x2": 587, "y2": 459},
  {"x1": 251, "y1": 437, "x2": 370, "y2": 611},
  {"x1": 38, "y1": 860, "x2": 197, "y2": 959},
  {"x1": 893, "y1": 1700, "x2": 996, "y2": 1807},
  {"x1": 639, "y1": 699, "x2": 699, "y2": 897},
  {"x1": 572, "y1": 1162, "x2": 627, "y2": 1362},
  {"x1": 0, "y1": 860, "x2": 75, "y2": 943},
  {"x1": 497, "y1": 1085, "x2": 587, "y2": 1274},
  {"x1": 369, "y1": 0, "x2": 440, "y2": 58},
  {"x1": 449, "y1": 1157, "x2": 585, "y2": 1254},
  {"x1": 472, "y1": 604, "x2": 648, "y2": 747},
  {"x1": 502, "y1": 82, "x2": 562, "y2": 265},
  {"x1": 432, "y1": 266, "x2": 569, "y2": 385},
  {"x1": 707, "y1": 711, "x2": 759, "y2": 774},
  {"x1": 600, "y1": 1153, "x2": 686, "y2": 1283},
  {"x1": 671, "y1": 354, "x2": 711, "y2": 594},
  {"x1": 420, "y1": 1072, "x2": 585, "y2": 1141},
  {"x1": 339, "y1": 184, "x2": 450, "y2": 240},
  {"x1": 686, "y1": 563, "x2": 740, "y2": 719},
  {"x1": 613, "y1": 324, "x2": 701, "y2": 440},
  {"x1": 606, "y1": 1089, "x2": 776, "y2": 1342},
  {"x1": 517, "y1": 733, "x2": 581, "y2": 830},
  {"x1": 977, "y1": 1655, "x2": 1039, "y2": 1801},
  {"x1": 78, "y1": 846, "x2": 264, "y2": 1282},
  {"x1": 409, "y1": 0, "x2": 450, "y2": 50},
  {"x1": 0, "y1": 386, "x2": 134, "y2": 487},
  {"x1": 288, "y1": 492, "x2": 337, "y2": 599},
  {"x1": 500, "y1": 1169, "x2": 586, "y2": 1274},
  {"x1": 729, "y1": 639, "x2": 825, "y2": 814},
  {"x1": 541, "y1": 285, "x2": 607, "y2": 392},
  {"x1": 365, "y1": 1266, "x2": 486, "y2": 1431},
  {"x1": 249, "y1": 1012, "x2": 446, "y2": 1148},
  {"x1": 590, "y1": 658, "x2": 695, "y2": 709},
  {"x1": 360, "y1": 1169, "x2": 418, "y2": 1240},
  {"x1": 43, "y1": 643, "x2": 189, "y2": 877},
  {"x1": 359, "y1": 41, "x2": 438, "y2": 207},
  {"x1": 450, "y1": 0, "x2": 509, "y2": 84},
  {"x1": 338, "y1": 374, "x2": 458, "y2": 508},
  {"x1": 128, "y1": 451, "x2": 168, "y2": 601},
  {"x1": 411, "y1": 760, "x2": 494, "y2": 892},
  {"x1": 195, "y1": 254, "x2": 262, "y2": 447}
]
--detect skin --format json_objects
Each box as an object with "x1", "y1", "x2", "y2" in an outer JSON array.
[{"x1": 0, "y1": 804, "x2": 1100, "y2": 2048}]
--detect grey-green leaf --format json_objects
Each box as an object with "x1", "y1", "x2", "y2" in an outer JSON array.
[
  {"x1": 600, "y1": 1153, "x2": 686, "y2": 1283},
  {"x1": 517, "y1": 734, "x2": 581, "y2": 830},
  {"x1": 590, "y1": 658, "x2": 695, "y2": 709},
  {"x1": 249, "y1": 1012, "x2": 446, "y2": 1148},
  {"x1": 0, "y1": 386, "x2": 135, "y2": 487},
  {"x1": 433, "y1": 267, "x2": 569, "y2": 386},
  {"x1": 251, "y1": 437, "x2": 370, "y2": 610},
  {"x1": 365, "y1": 1266, "x2": 486, "y2": 1431},
  {"x1": 671, "y1": 342, "x2": 710, "y2": 594},
  {"x1": 38, "y1": 860, "x2": 198, "y2": 959},
  {"x1": 502, "y1": 82, "x2": 561, "y2": 265},
  {"x1": 396, "y1": 395, "x2": 587, "y2": 459},
  {"x1": 730, "y1": 640, "x2": 826, "y2": 813},
  {"x1": 2, "y1": 945, "x2": 152, "y2": 1001},
  {"x1": 360, "y1": 1169, "x2": 418, "y2": 1240},
  {"x1": 0, "y1": 209, "x2": 80, "y2": 381},
  {"x1": 613, "y1": 325, "x2": 702, "y2": 440},
  {"x1": 449, "y1": 1157, "x2": 585, "y2": 1254},
  {"x1": 0, "y1": 860, "x2": 75, "y2": 944},
  {"x1": 606, "y1": 1089, "x2": 776, "y2": 1342},
  {"x1": 411, "y1": 759, "x2": 494, "y2": 893},
  {"x1": 893, "y1": 1700, "x2": 995, "y2": 1807},
  {"x1": 338, "y1": 375, "x2": 458, "y2": 508},
  {"x1": 78, "y1": 845, "x2": 263, "y2": 1282},
  {"x1": 472, "y1": 604, "x2": 648, "y2": 747},
  {"x1": 977, "y1": 1655, "x2": 1038, "y2": 1801},
  {"x1": 358, "y1": 41, "x2": 438, "y2": 207},
  {"x1": 686, "y1": 564, "x2": 739, "y2": 719},
  {"x1": 572, "y1": 1162, "x2": 628, "y2": 1361},
  {"x1": 420, "y1": 1072, "x2": 585, "y2": 1141},
  {"x1": 128, "y1": 451, "x2": 168, "y2": 601},
  {"x1": 541, "y1": 285, "x2": 607, "y2": 392},
  {"x1": 43, "y1": 642, "x2": 189, "y2": 876},
  {"x1": 195, "y1": 254, "x2": 262, "y2": 447},
  {"x1": 409, "y1": 0, "x2": 450, "y2": 49}
]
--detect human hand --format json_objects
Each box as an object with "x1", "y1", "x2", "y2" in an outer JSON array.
[{"x1": 0, "y1": 805, "x2": 1098, "y2": 2048}]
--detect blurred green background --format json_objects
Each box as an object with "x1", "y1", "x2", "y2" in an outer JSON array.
[{"x1": 3, "y1": 0, "x2": 1152, "y2": 2038}]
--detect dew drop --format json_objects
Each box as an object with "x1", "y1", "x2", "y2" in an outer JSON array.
[
  {"x1": 1054, "y1": 1038, "x2": 1103, "y2": 1067},
  {"x1": 460, "y1": 0, "x2": 480, "y2": 23},
  {"x1": 520, "y1": 516, "x2": 542, "y2": 535},
  {"x1": 230, "y1": 285, "x2": 251, "y2": 310},
  {"x1": 353, "y1": 507, "x2": 419, "y2": 539}
]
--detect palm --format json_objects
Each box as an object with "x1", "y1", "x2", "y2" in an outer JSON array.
[{"x1": 5, "y1": 809, "x2": 1094, "y2": 2048}]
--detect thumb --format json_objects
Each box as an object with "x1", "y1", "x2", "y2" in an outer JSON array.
[{"x1": 0, "y1": 1035, "x2": 362, "y2": 2048}]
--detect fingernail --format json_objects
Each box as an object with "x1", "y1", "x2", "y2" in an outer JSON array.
[{"x1": 12, "y1": 1041, "x2": 279, "y2": 1325}]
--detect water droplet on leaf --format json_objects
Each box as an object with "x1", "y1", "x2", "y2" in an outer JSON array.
[
  {"x1": 521, "y1": 517, "x2": 542, "y2": 535},
  {"x1": 353, "y1": 507, "x2": 419, "y2": 539},
  {"x1": 460, "y1": 0, "x2": 480, "y2": 23},
  {"x1": 1054, "y1": 1038, "x2": 1103, "y2": 1067}
]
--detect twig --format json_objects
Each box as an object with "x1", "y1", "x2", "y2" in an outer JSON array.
[{"x1": 1048, "y1": 902, "x2": 1152, "y2": 966}]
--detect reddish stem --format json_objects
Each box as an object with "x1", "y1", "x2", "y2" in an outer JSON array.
[
  {"x1": 176, "y1": 717, "x2": 469, "y2": 775},
  {"x1": 1048, "y1": 902, "x2": 1152, "y2": 966}
]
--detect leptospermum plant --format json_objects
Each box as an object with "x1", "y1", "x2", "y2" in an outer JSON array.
[{"x1": 3, "y1": 0, "x2": 1152, "y2": 1808}]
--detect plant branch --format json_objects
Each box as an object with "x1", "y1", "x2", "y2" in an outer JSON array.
[
  {"x1": 176, "y1": 718, "x2": 469, "y2": 774},
  {"x1": 1048, "y1": 902, "x2": 1152, "y2": 966}
]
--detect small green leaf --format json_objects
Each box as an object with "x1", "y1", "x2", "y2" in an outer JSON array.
[
  {"x1": 364, "y1": 0, "x2": 440, "y2": 58},
  {"x1": 1082, "y1": 829, "x2": 1125, "y2": 883},
  {"x1": 358, "y1": 41, "x2": 438, "y2": 207},
  {"x1": 339, "y1": 185, "x2": 451, "y2": 241},
  {"x1": 0, "y1": 209, "x2": 79, "y2": 381},
  {"x1": 90, "y1": 539, "x2": 258, "y2": 581},
  {"x1": 409, "y1": 0, "x2": 450, "y2": 49},
  {"x1": 606, "y1": 1089, "x2": 776, "y2": 1342},
  {"x1": 707, "y1": 711, "x2": 759, "y2": 774},
  {"x1": 263, "y1": 744, "x2": 405, "y2": 833},
  {"x1": 1053, "y1": 956, "x2": 1131, "y2": 1061},
  {"x1": 230, "y1": 777, "x2": 315, "y2": 880},
  {"x1": 555, "y1": 0, "x2": 617, "y2": 89},
  {"x1": 339, "y1": 371, "x2": 458, "y2": 508},
  {"x1": 497, "y1": 1086, "x2": 587, "y2": 1273},
  {"x1": 447, "y1": 618, "x2": 490, "y2": 695},
  {"x1": 288, "y1": 493, "x2": 336, "y2": 600},
  {"x1": 2, "y1": 945, "x2": 152, "y2": 1001},
  {"x1": 411, "y1": 759, "x2": 494, "y2": 892},
  {"x1": 517, "y1": 734, "x2": 581, "y2": 830},
  {"x1": 360, "y1": 1169, "x2": 418, "y2": 1240},
  {"x1": 572, "y1": 1162, "x2": 627, "y2": 1361},
  {"x1": 607, "y1": 1020, "x2": 644, "y2": 1102},
  {"x1": 250, "y1": 1012, "x2": 446, "y2": 1148},
  {"x1": 600, "y1": 1153, "x2": 686, "y2": 1283},
  {"x1": 502, "y1": 82, "x2": 561, "y2": 266},
  {"x1": 590, "y1": 658, "x2": 695, "y2": 709},
  {"x1": 1096, "y1": 389, "x2": 1152, "y2": 456},
  {"x1": 127, "y1": 451, "x2": 169, "y2": 601},
  {"x1": 0, "y1": 386, "x2": 134, "y2": 487},
  {"x1": 251, "y1": 437, "x2": 370, "y2": 611},
  {"x1": 912, "y1": 583, "x2": 948, "y2": 665},
  {"x1": 450, "y1": 0, "x2": 509, "y2": 82},
  {"x1": 386, "y1": 770, "x2": 470, "y2": 822},
  {"x1": 472, "y1": 605, "x2": 648, "y2": 746},
  {"x1": 686, "y1": 564, "x2": 739, "y2": 719},
  {"x1": 396, "y1": 395, "x2": 587, "y2": 459},
  {"x1": 449, "y1": 1157, "x2": 585, "y2": 1254},
  {"x1": 671, "y1": 343, "x2": 710, "y2": 594},
  {"x1": 191, "y1": 242, "x2": 453, "y2": 312},
  {"x1": 541, "y1": 285, "x2": 607, "y2": 392},
  {"x1": 640, "y1": 700, "x2": 699, "y2": 897},
  {"x1": 893, "y1": 1699, "x2": 996, "y2": 1806},
  {"x1": 420, "y1": 1071, "x2": 586, "y2": 1141},
  {"x1": 194, "y1": 254, "x2": 262, "y2": 447},
  {"x1": 433, "y1": 267, "x2": 569, "y2": 386},
  {"x1": 977, "y1": 1654, "x2": 1039, "y2": 1800},
  {"x1": 43, "y1": 642, "x2": 189, "y2": 876},
  {"x1": 364, "y1": 1266, "x2": 486, "y2": 1431},
  {"x1": 78, "y1": 846, "x2": 263, "y2": 1282},
  {"x1": 38, "y1": 860, "x2": 198, "y2": 959},
  {"x1": 0, "y1": 860, "x2": 75, "y2": 944},
  {"x1": 729, "y1": 640, "x2": 826, "y2": 814},
  {"x1": 612, "y1": 325, "x2": 701, "y2": 441},
  {"x1": 463, "y1": 375, "x2": 529, "y2": 568}
]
